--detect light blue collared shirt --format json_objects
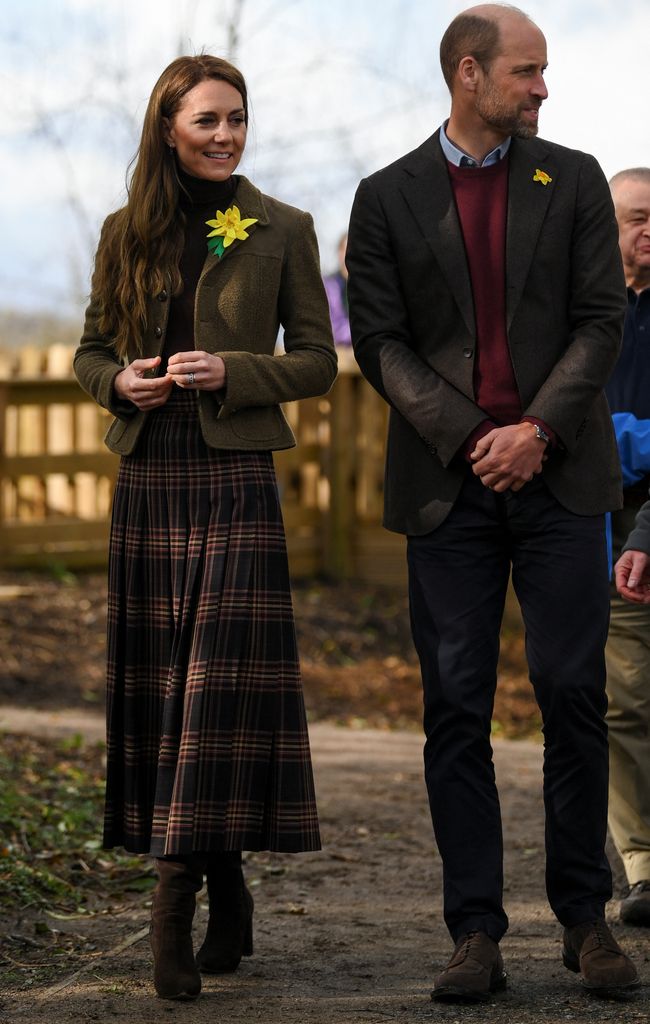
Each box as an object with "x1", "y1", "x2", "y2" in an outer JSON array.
[{"x1": 439, "y1": 120, "x2": 511, "y2": 167}]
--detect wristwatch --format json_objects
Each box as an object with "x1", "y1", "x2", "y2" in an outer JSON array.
[{"x1": 533, "y1": 423, "x2": 550, "y2": 444}]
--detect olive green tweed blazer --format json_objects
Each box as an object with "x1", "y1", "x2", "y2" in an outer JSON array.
[{"x1": 74, "y1": 176, "x2": 337, "y2": 455}]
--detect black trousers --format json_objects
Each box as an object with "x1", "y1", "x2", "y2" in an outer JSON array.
[{"x1": 407, "y1": 472, "x2": 612, "y2": 942}]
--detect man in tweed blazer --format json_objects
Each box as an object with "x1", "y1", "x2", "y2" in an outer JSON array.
[{"x1": 346, "y1": 3, "x2": 638, "y2": 1002}]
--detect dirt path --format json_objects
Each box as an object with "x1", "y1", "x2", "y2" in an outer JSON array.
[{"x1": 1, "y1": 711, "x2": 648, "y2": 1024}]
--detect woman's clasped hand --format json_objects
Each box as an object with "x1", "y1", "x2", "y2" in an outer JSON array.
[
  {"x1": 114, "y1": 352, "x2": 227, "y2": 411},
  {"x1": 166, "y1": 350, "x2": 227, "y2": 391}
]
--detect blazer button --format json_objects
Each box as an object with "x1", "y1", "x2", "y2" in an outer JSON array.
[
  {"x1": 158, "y1": 290, "x2": 168, "y2": 302},
  {"x1": 154, "y1": 326, "x2": 163, "y2": 338},
  {"x1": 463, "y1": 347, "x2": 473, "y2": 359}
]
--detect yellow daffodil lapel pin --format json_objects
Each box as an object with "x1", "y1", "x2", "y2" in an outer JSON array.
[
  {"x1": 206, "y1": 205, "x2": 258, "y2": 258},
  {"x1": 533, "y1": 168, "x2": 552, "y2": 186}
]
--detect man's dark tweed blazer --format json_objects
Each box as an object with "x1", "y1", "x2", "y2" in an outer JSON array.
[{"x1": 346, "y1": 130, "x2": 627, "y2": 536}]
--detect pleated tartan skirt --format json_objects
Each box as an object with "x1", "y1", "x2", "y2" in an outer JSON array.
[{"x1": 103, "y1": 388, "x2": 321, "y2": 856}]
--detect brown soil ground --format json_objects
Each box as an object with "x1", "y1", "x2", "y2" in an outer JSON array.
[
  {"x1": 1, "y1": 572, "x2": 648, "y2": 1024},
  {"x1": 0, "y1": 571, "x2": 538, "y2": 737}
]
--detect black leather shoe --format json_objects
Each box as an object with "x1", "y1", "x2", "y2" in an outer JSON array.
[
  {"x1": 432, "y1": 931, "x2": 506, "y2": 1003},
  {"x1": 620, "y1": 881, "x2": 650, "y2": 927},
  {"x1": 562, "y1": 919, "x2": 640, "y2": 992}
]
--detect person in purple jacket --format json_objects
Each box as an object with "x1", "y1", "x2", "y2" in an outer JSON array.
[{"x1": 323, "y1": 233, "x2": 351, "y2": 346}]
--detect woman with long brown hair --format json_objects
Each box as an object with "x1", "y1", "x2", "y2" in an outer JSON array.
[{"x1": 74, "y1": 54, "x2": 336, "y2": 1000}]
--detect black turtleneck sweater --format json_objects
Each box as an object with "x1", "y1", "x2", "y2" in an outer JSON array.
[{"x1": 161, "y1": 169, "x2": 238, "y2": 368}]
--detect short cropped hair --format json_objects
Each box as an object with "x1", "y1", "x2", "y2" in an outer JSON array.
[
  {"x1": 439, "y1": 5, "x2": 531, "y2": 92},
  {"x1": 609, "y1": 168, "x2": 650, "y2": 191}
]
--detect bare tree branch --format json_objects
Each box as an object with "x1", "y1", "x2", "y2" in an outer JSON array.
[{"x1": 227, "y1": 0, "x2": 246, "y2": 61}]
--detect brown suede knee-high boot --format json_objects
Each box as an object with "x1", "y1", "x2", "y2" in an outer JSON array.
[
  {"x1": 195, "y1": 852, "x2": 254, "y2": 974},
  {"x1": 150, "y1": 854, "x2": 206, "y2": 1000}
]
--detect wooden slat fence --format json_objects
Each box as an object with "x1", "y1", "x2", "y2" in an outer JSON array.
[{"x1": 0, "y1": 346, "x2": 406, "y2": 582}]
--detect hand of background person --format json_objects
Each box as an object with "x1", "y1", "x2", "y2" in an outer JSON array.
[
  {"x1": 470, "y1": 423, "x2": 547, "y2": 492},
  {"x1": 113, "y1": 356, "x2": 173, "y2": 410},
  {"x1": 167, "y1": 350, "x2": 227, "y2": 391},
  {"x1": 614, "y1": 550, "x2": 650, "y2": 604}
]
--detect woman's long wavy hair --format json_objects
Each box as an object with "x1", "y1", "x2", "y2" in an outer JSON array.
[{"x1": 93, "y1": 55, "x2": 248, "y2": 360}]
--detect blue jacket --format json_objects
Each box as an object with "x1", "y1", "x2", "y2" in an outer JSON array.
[{"x1": 612, "y1": 412, "x2": 650, "y2": 488}]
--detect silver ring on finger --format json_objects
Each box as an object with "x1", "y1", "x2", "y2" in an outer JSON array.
[{"x1": 187, "y1": 372, "x2": 195, "y2": 386}]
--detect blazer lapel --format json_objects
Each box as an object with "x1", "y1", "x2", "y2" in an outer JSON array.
[
  {"x1": 399, "y1": 133, "x2": 476, "y2": 339},
  {"x1": 199, "y1": 176, "x2": 270, "y2": 277},
  {"x1": 506, "y1": 139, "x2": 556, "y2": 328}
]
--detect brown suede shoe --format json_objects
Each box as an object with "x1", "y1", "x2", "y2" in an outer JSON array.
[
  {"x1": 562, "y1": 919, "x2": 640, "y2": 992},
  {"x1": 432, "y1": 931, "x2": 507, "y2": 1002}
]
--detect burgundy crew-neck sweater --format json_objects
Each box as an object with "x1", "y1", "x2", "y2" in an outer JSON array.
[
  {"x1": 447, "y1": 157, "x2": 520, "y2": 424},
  {"x1": 447, "y1": 157, "x2": 554, "y2": 455}
]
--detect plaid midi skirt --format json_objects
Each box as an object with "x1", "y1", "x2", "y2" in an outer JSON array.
[{"x1": 103, "y1": 388, "x2": 320, "y2": 856}]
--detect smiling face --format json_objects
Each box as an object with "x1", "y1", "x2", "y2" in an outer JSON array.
[
  {"x1": 474, "y1": 15, "x2": 548, "y2": 139},
  {"x1": 612, "y1": 177, "x2": 650, "y2": 292},
  {"x1": 163, "y1": 78, "x2": 247, "y2": 181}
]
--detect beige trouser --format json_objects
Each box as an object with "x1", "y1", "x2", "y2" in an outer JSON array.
[{"x1": 606, "y1": 593, "x2": 650, "y2": 883}]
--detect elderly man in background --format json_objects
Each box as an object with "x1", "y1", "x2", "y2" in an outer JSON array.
[{"x1": 605, "y1": 167, "x2": 650, "y2": 927}]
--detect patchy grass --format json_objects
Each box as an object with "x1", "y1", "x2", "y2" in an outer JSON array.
[
  {"x1": 0, "y1": 733, "x2": 152, "y2": 915},
  {"x1": 0, "y1": 732, "x2": 155, "y2": 990}
]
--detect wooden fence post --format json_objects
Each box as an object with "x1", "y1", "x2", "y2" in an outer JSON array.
[{"x1": 326, "y1": 371, "x2": 356, "y2": 580}]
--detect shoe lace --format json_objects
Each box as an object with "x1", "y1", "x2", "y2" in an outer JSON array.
[
  {"x1": 592, "y1": 919, "x2": 610, "y2": 946},
  {"x1": 452, "y1": 933, "x2": 479, "y2": 962},
  {"x1": 454, "y1": 931, "x2": 481, "y2": 964},
  {"x1": 588, "y1": 918, "x2": 622, "y2": 955}
]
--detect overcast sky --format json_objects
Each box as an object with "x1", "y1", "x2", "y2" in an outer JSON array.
[{"x1": 2, "y1": 0, "x2": 649, "y2": 320}]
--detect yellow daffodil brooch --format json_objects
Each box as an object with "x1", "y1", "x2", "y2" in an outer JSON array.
[
  {"x1": 206, "y1": 205, "x2": 258, "y2": 258},
  {"x1": 533, "y1": 168, "x2": 552, "y2": 186}
]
